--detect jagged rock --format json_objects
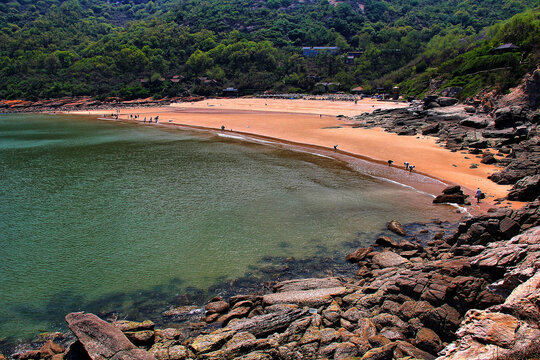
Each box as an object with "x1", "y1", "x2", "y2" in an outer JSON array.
[
  {"x1": 415, "y1": 327, "x2": 442, "y2": 354},
  {"x1": 419, "y1": 304, "x2": 461, "y2": 337},
  {"x1": 262, "y1": 287, "x2": 348, "y2": 307},
  {"x1": 228, "y1": 308, "x2": 309, "y2": 337},
  {"x1": 372, "y1": 251, "x2": 410, "y2": 268},
  {"x1": 387, "y1": 220, "x2": 406, "y2": 236},
  {"x1": 65, "y1": 312, "x2": 156, "y2": 360},
  {"x1": 273, "y1": 277, "x2": 343, "y2": 292},
  {"x1": 438, "y1": 309, "x2": 540, "y2": 359},
  {"x1": 376, "y1": 236, "x2": 400, "y2": 248},
  {"x1": 346, "y1": 247, "x2": 373, "y2": 263},
  {"x1": 508, "y1": 174, "x2": 540, "y2": 201}
]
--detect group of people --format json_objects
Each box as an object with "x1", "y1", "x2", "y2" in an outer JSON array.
[
  {"x1": 387, "y1": 160, "x2": 415, "y2": 172},
  {"x1": 143, "y1": 116, "x2": 159, "y2": 124},
  {"x1": 403, "y1": 162, "x2": 415, "y2": 172}
]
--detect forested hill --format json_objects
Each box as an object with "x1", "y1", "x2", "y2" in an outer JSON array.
[{"x1": 0, "y1": 0, "x2": 538, "y2": 100}]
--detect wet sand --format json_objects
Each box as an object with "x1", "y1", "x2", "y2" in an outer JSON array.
[{"x1": 71, "y1": 98, "x2": 518, "y2": 211}]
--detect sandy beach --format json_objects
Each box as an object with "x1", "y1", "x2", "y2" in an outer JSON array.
[{"x1": 72, "y1": 98, "x2": 517, "y2": 210}]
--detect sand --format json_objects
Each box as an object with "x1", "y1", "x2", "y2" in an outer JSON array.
[{"x1": 72, "y1": 98, "x2": 519, "y2": 211}]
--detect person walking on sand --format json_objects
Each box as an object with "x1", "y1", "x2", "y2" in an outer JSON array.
[
  {"x1": 334, "y1": 144, "x2": 338, "y2": 150},
  {"x1": 404, "y1": 162, "x2": 409, "y2": 170},
  {"x1": 475, "y1": 188, "x2": 482, "y2": 204},
  {"x1": 143, "y1": 117, "x2": 146, "y2": 123},
  {"x1": 409, "y1": 165, "x2": 415, "y2": 172}
]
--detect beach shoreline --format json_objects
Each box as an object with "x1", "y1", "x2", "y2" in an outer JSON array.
[{"x1": 68, "y1": 98, "x2": 520, "y2": 212}]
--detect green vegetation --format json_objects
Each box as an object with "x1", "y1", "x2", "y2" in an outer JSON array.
[{"x1": 0, "y1": 0, "x2": 538, "y2": 100}]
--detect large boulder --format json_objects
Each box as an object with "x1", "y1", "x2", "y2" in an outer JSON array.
[
  {"x1": 507, "y1": 175, "x2": 540, "y2": 201},
  {"x1": 65, "y1": 312, "x2": 156, "y2": 360},
  {"x1": 433, "y1": 185, "x2": 468, "y2": 204},
  {"x1": 436, "y1": 97, "x2": 458, "y2": 107}
]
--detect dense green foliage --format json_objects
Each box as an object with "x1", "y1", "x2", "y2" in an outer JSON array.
[
  {"x1": 397, "y1": 8, "x2": 540, "y2": 98},
  {"x1": 0, "y1": 0, "x2": 538, "y2": 99}
]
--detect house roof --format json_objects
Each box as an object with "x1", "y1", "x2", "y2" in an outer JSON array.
[{"x1": 494, "y1": 43, "x2": 520, "y2": 51}]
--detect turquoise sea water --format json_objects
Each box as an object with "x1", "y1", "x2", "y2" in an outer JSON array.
[{"x1": 0, "y1": 113, "x2": 460, "y2": 342}]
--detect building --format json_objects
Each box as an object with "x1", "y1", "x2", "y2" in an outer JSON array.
[
  {"x1": 345, "y1": 50, "x2": 364, "y2": 64},
  {"x1": 491, "y1": 43, "x2": 521, "y2": 54},
  {"x1": 222, "y1": 87, "x2": 239, "y2": 97},
  {"x1": 302, "y1": 47, "x2": 340, "y2": 57}
]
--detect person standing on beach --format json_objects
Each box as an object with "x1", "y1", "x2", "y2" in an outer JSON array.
[
  {"x1": 409, "y1": 165, "x2": 415, "y2": 172},
  {"x1": 143, "y1": 117, "x2": 146, "y2": 123},
  {"x1": 476, "y1": 188, "x2": 482, "y2": 203},
  {"x1": 404, "y1": 162, "x2": 409, "y2": 170},
  {"x1": 388, "y1": 160, "x2": 393, "y2": 166}
]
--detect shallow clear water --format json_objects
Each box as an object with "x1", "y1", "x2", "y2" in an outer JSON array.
[{"x1": 0, "y1": 114, "x2": 459, "y2": 342}]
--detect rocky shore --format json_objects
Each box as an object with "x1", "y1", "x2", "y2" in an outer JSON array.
[{"x1": 6, "y1": 199, "x2": 539, "y2": 360}]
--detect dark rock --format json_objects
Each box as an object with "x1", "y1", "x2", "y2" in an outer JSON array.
[
  {"x1": 436, "y1": 97, "x2": 458, "y2": 107},
  {"x1": 442, "y1": 185, "x2": 461, "y2": 194},
  {"x1": 387, "y1": 220, "x2": 406, "y2": 236},
  {"x1": 480, "y1": 153, "x2": 497, "y2": 164},
  {"x1": 499, "y1": 217, "x2": 521, "y2": 238},
  {"x1": 459, "y1": 116, "x2": 488, "y2": 128},
  {"x1": 421, "y1": 123, "x2": 440, "y2": 135},
  {"x1": 415, "y1": 327, "x2": 443, "y2": 354},
  {"x1": 376, "y1": 236, "x2": 400, "y2": 248},
  {"x1": 346, "y1": 247, "x2": 373, "y2": 263},
  {"x1": 508, "y1": 175, "x2": 540, "y2": 201}
]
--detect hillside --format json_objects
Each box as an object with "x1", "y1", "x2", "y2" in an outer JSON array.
[{"x1": 0, "y1": 0, "x2": 538, "y2": 100}]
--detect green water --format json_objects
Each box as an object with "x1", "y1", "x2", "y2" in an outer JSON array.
[{"x1": 0, "y1": 113, "x2": 459, "y2": 342}]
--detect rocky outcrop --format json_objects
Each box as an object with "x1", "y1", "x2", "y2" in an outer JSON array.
[
  {"x1": 65, "y1": 312, "x2": 156, "y2": 360},
  {"x1": 438, "y1": 226, "x2": 540, "y2": 360},
  {"x1": 507, "y1": 175, "x2": 540, "y2": 201},
  {"x1": 433, "y1": 185, "x2": 469, "y2": 205}
]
